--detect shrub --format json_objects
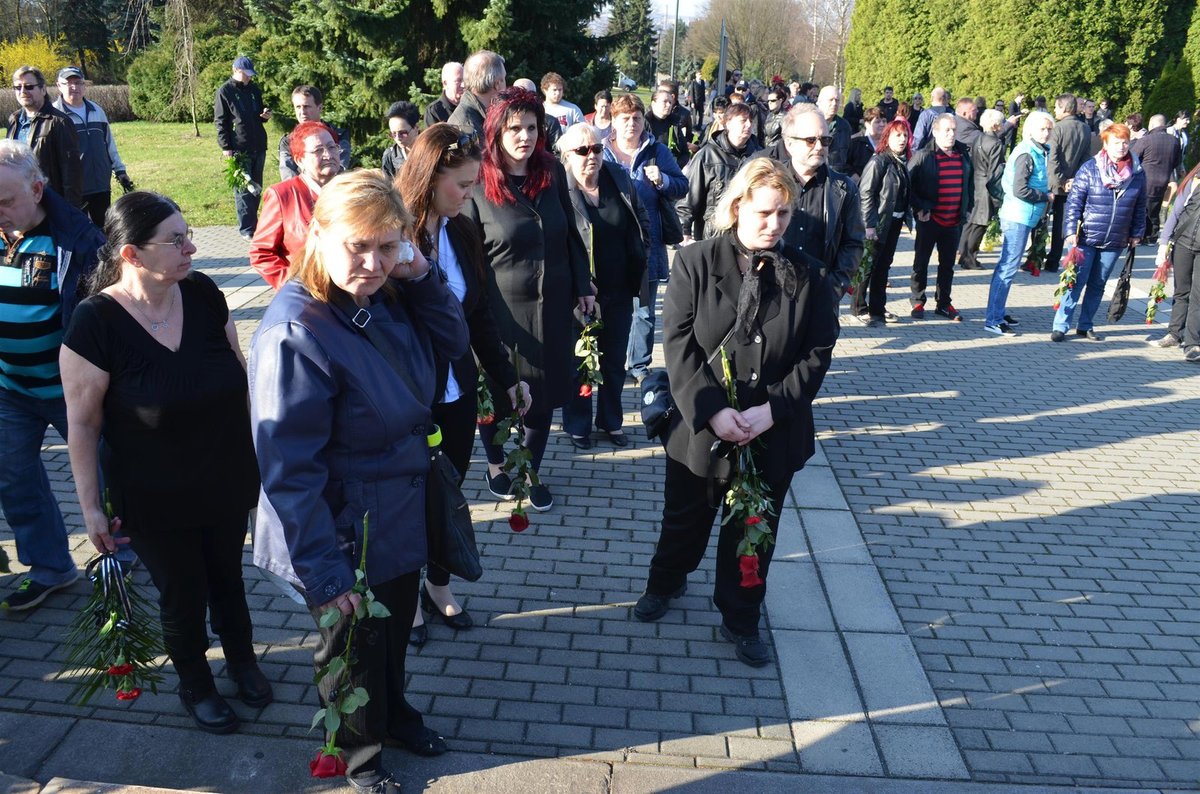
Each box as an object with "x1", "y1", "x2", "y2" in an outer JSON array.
[
  {"x1": 0, "y1": 85, "x2": 132, "y2": 122},
  {"x1": 127, "y1": 22, "x2": 238, "y2": 123},
  {"x1": 0, "y1": 35, "x2": 67, "y2": 83}
]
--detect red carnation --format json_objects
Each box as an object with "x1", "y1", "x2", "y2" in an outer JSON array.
[
  {"x1": 745, "y1": 516, "x2": 763, "y2": 526},
  {"x1": 115, "y1": 688, "x2": 141, "y2": 701},
  {"x1": 477, "y1": 414, "x2": 495, "y2": 426},
  {"x1": 738, "y1": 554, "x2": 763, "y2": 588},
  {"x1": 509, "y1": 511, "x2": 529, "y2": 532},
  {"x1": 579, "y1": 384, "x2": 592, "y2": 398},
  {"x1": 309, "y1": 748, "x2": 348, "y2": 778}
]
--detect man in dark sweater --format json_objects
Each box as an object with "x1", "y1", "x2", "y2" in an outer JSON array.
[
  {"x1": 424, "y1": 62, "x2": 464, "y2": 127},
  {"x1": 214, "y1": 56, "x2": 270, "y2": 240},
  {"x1": 878, "y1": 86, "x2": 899, "y2": 121},
  {"x1": 1045, "y1": 94, "x2": 1093, "y2": 270},
  {"x1": 1132, "y1": 115, "x2": 1183, "y2": 244},
  {"x1": 908, "y1": 113, "x2": 973, "y2": 320}
]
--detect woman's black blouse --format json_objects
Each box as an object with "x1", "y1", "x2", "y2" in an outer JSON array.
[
  {"x1": 63, "y1": 271, "x2": 260, "y2": 533},
  {"x1": 582, "y1": 168, "x2": 635, "y2": 295}
]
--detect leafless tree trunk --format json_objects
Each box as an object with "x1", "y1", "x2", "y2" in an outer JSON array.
[{"x1": 165, "y1": 0, "x2": 200, "y2": 136}]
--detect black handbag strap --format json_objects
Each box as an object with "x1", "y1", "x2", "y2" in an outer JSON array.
[{"x1": 329, "y1": 289, "x2": 424, "y2": 401}]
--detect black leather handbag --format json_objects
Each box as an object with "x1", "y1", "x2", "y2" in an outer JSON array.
[{"x1": 639, "y1": 324, "x2": 737, "y2": 445}]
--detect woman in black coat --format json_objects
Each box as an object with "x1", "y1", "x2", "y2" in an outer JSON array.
[
  {"x1": 957, "y1": 109, "x2": 1008, "y2": 269},
  {"x1": 462, "y1": 89, "x2": 593, "y2": 511},
  {"x1": 632, "y1": 158, "x2": 839, "y2": 668},
  {"x1": 558, "y1": 123, "x2": 649, "y2": 449},
  {"x1": 397, "y1": 123, "x2": 528, "y2": 646},
  {"x1": 853, "y1": 118, "x2": 911, "y2": 324}
]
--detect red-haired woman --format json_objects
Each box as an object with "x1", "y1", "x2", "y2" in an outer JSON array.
[
  {"x1": 462, "y1": 89, "x2": 592, "y2": 511},
  {"x1": 249, "y1": 120, "x2": 344, "y2": 289},
  {"x1": 853, "y1": 118, "x2": 911, "y2": 324}
]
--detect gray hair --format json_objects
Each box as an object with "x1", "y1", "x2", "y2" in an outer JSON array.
[
  {"x1": 463, "y1": 50, "x2": 505, "y2": 95},
  {"x1": 1054, "y1": 93, "x2": 1077, "y2": 116},
  {"x1": 557, "y1": 122, "x2": 600, "y2": 163},
  {"x1": 931, "y1": 112, "x2": 957, "y2": 131},
  {"x1": 0, "y1": 139, "x2": 44, "y2": 185},
  {"x1": 1022, "y1": 110, "x2": 1055, "y2": 141},
  {"x1": 979, "y1": 108, "x2": 1005, "y2": 133},
  {"x1": 781, "y1": 105, "x2": 827, "y2": 137}
]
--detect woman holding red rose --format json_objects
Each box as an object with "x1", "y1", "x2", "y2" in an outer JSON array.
[{"x1": 632, "y1": 158, "x2": 839, "y2": 668}]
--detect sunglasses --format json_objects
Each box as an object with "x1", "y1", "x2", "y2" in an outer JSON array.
[
  {"x1": 787, "y1": 135, "x2": 834, "y2": 148},
  {"x1": 442, "y1": 132, "x2": 479, "y2": 161},
  {"x1": 12, "y1": 83, "x2": 41, "y2": 92},
  {"x1": 571, "y1": 143, "x2": 603, "y2": 156},
  {"x1": 388, "y1": 129, "x2": 413, "y2": 139}
]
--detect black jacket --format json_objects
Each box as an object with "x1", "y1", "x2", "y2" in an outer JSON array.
[
  {"x1": 214, "y1": 79, "x2": 268, "y2": 153},
  {"x1": 424, "y1": 94, "x2": 457, "y2": 128},
  {"x1": 1131, "y1": 127, "x2": 1183, "y2": 189},
  {"x1": 679, "y1": 131, "x2": 762, "y2": 240},
  {"x1": 827, "y1": 115, "x2": 852, "y2": 173},
  {"x1": 780, "y1": 164, "x2": 865, "y2": 296},
  {"x1": 848, "y1": 134, "x2": 876, "y2": 177},
  {"x1": 1046, "y1": 114, "x2": 1093, "y2": 194},
  {"x1": 448, "y1": 91, "x2": 489, "y2": 141},
  {"x1": 565, "y1": 161, "x2": 649, "y2": 298},
  {"x1": 968, "y1": 131, "x2": 1006, "y2": 226},
  {"x1": 6, "y1": 102, "x2": 83, "y2": 207},
  {"x1": 954, "y1": 116, "x2": 982, "y2": 150},
  {"x1": 661, "y1": 234, "x2": 839, "y2": 483},
  {"x1": 908, "y1": 140, "x2": 975, "y2": 224},
  {"x1": 859, "y1": 151, "x2": 910, "y2": 235},
  {"x1": 844, "y1": 101, "x2": 864, "y2": 133}
]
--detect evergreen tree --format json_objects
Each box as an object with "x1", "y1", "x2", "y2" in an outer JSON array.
[{"x1": 609, "y1": 0, "x2": 656, "y2": 86}]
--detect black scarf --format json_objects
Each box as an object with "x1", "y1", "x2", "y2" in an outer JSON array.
[{"x1": 728, "y1": 234, "x2": 798, "y2": 343}]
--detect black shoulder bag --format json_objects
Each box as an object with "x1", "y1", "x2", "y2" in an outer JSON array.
[
  {"x1": 640, "y1": 323, "x2": 737, "y2": 444},
  {"x1": 330, "y1": 290, "x2": 483, "y2": 582}
]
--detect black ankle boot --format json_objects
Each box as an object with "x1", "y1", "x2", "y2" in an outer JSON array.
[
  {"x1": 227, "y1": 661, "x2": 273, "y2": 708},
  {"x1": 179, "y1": 686, "x2": 240, "y2": 734}
]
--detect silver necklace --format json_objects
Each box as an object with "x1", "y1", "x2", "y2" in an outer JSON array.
[{"x1": 124, "y1": 286, "x2": 175, "y2": 333}]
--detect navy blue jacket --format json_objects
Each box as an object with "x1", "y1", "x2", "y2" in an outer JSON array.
[
  {"x1": 42, "y1": 185, "x2": 105, "y2": 327},
  {"x1": 250, "y1": 276, "x2": 468, "y2": 606},
  {"x1": 1064, "y1": 155, "x2": 1148, "y2": 250}
]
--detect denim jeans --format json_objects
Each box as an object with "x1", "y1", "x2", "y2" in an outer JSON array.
[
  {"x1": 985, "y1": 220, "x2": 1032, "y2": 326},
  {"x1": 233, "y1": 149, "x2": 266, "y2": 236},
  {"x1": 0, "y1": 389, "x2": 76, "y2": 585},
  {"x1": 626, "y1": 279, "x2": 660, "y2": 379},
  {"x1": 1052, "y1": 245, "x2": 1121, "y2": 332}
]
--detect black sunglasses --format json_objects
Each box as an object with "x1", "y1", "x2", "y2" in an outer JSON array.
[
  {"x1": 445, "y1": 132, "x2": 478, "y2": 155},
  {"x1": 571, "y1": 143, "x2": 603, "y2": 156},
  {"x1": 787, "y1": 135, "x2": 834, "y2": 148}
]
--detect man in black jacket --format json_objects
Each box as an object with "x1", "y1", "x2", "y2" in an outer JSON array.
[
  {"x1": 680, "y1": 103, "x2": 760, "y2": 241},
  {"x1": 908, "y1": 113, "x2": 973, "y2": 320},
  {"x1": 817, "y1": 85, "x2": 851, "y2": 173},
  {"x1": 449, "y1": 50, "x2": 507, "y2": 141},
  {"x1": 424, "y1": 62, "x2": 464, "y2": 128},
  {"x1": 1045, "y1": 94, "x2": 1093, "y2": 270},
  {"x1": 687, "y1": 71, "x2": 706, "y2": 128},
  {"x1": 6, "y1": 67, "x2": 82, "y2": 208},
  {"x1": 1132, "y1": 115, "x2": 1183, "y2": 244},
  {"x1": 953, "y1": 97, "x2": 982, "y2": 149},
  {"x1": 762, "y1": 106, "x2": 864, "y2": 299},
  {"x1": 214, "y1": 56, "x2": 270, "y2": 240}
]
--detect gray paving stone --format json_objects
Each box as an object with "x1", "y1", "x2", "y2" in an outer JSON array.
[
  {"x1": 791, "y1": 719, "x2": 883, "y2": 775},
  {"x1": 818, "y1": 562, "x2": 904, "y2": 632},
  {"x1": 844, "y1": 632, "x2": 945, "y2": 725},
  {"x1": 763, "y1": 560, "x2": 835, "y2": 631},
  {"x1": 773, "y1": 630, "x2": 864, "y2": 721},
  {"x1": 875, "y1": 724, "x2": 970, "y2": 779}
]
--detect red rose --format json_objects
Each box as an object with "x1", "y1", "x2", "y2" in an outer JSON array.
[
  {"x1": 108, "y1": 663, "x2": 134, "y2": 676},
  {"x1": 115, "y1": 688, "x2": 141, "y2": 701},
  {"x1": 846, "y1": 285, "x2": 855, "y2": 295},
  {"x1": 744, "y1": 516, "x2": 763, "y2": 526},
  {"x1": 309, "y1": 749, "x2": 347, "y2": 778},
  {"x1": 738, "y1": 554, "x2": 763, "y2": 588},
  {"x1": 1052, "y1": 302, "x2": 1060, "y2": 310},
  {"x1": 1146, "y1": 318, "x2": 1153, "y2": 325},
  {"x1": 477, "y1": 414, "x2": 495, "y2": 426},
  {"x1": 1156, "y1": 296, "x2": 1164, "y2": 303},
  {"x1": 509, "y1": 512, "x2": 529, "y2": 532},
  {"x1": 579, "y1": 384, "x2": 592, "y2": 397}
]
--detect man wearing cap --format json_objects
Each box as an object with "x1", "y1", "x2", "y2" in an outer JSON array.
[
  {"x1": 214, "y1": 56, "x2": 271, "y2": 241},
  {"x1": 5, "y1": 66, "x2": 82, "y2": 209},
  {"x1": 52, "y1": 67, "x2": 134, "y2": 228}
]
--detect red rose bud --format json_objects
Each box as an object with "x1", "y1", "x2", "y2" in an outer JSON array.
[
  {"x1": 846, "y1": 285, "x2": 855, "y2": 295},
  {"x1": 309, "y1": 749, "x2": 348, "y2": 778},
  {"x1": 115, "y1": 687, "x2": 141, "y2": 701},
  {"x1": 579, "y1": 384, "x2": 593, "y2": 397},
  {"x1": 744, "y1": 515, "x2": 763, "y2": 526},
  {"x1": 108, "y1": 663, "x2": 134, "y2": 676},
  {"x1": 509, "y1": 512, "x2": 529, "y2": 532},
  {"x1": 477, "y1": 414, "x2": 495, "y2": 426},
  {"x1": 738, "y1": 554, "x2": 764, "y2": 588}
]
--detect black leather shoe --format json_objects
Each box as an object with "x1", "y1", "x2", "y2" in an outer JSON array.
[
  {"x1": 1050, "y1": 330, "x2": 1065, "y2": 342},
  {"x1": 420, "y1": 589, "x2": 473, "y2": 630},
  {"x1": 386, "y1": 725, "x2": 448, "y2": 757},
  {"x1": 719, "y1": 624, "x2": 772, "y2": 668},
  {"x1": 633, "y1": 584, "x2": 686, "y2": 622},
  {"x1": 227, "y1": 661, "x2": 273, "y2": 708},
  {"x1": 1077, "y1": 329, "x2": 1103, "y2": 341},
  {"x1": 408, "y1": 623, "x2": 428, "y2": 647},
  {"x1": 179, "y1": 687, "x2": 240, "y2": 734},
  {"x1": 570, "y1": 434, "x2": 592, "y2": 450},
  {"x1": 347, "y1": 771, "x2": 403, "y2": 793},
  {"x1": 606, "y1": 431, "x2": 629, "y2": 448}
]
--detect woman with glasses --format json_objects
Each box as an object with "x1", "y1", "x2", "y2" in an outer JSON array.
[
  {"x1": 60, "y1": 192, "x2": 269, "y2": 733},
  {"x1": 250, "y1": 120, "x2": 344, "y2": 289},
  {"x1": 1052, "y1": 122, "x2": 1147, "y2": 341},
  {"x1": 558, "y1": 123, "x2": 648, "y2": 449},
  {"x1": 396, "y1": 123, "x2": 528, "y2": 645},
  {"x1": 382, "y1": 101, "x2": 420, "y2": 178},
  {"x1": 463, "y1": 89, "x2": 592, "y2": 511}
]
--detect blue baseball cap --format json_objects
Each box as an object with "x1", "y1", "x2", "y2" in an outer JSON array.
[{"x1": 232, "y1": 56, "x2": 256, "y2": 76}]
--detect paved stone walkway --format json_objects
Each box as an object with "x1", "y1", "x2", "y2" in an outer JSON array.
[{"x1": 0, "y1": 225, "x2": 1193, "y2": 792}]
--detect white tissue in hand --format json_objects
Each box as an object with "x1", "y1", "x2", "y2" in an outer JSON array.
[{"x1": 397, "y1": 240, "x2": 414, "y2": 264}]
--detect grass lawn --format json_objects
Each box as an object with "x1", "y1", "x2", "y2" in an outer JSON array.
[{"x1": 112, "y1": 121, "x2": 284, "y2": 228}]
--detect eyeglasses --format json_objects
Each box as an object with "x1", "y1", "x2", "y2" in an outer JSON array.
[
  {"x1": 12, "y1": 83, "x2": 41, "y2": 92},
  {"x1": 787, "y1": 135, "x2": 833, "y2": 148},
  {"x1": 142, "y1": 229, "x2": 194, "y2": 250},
  {"x1": 304, "y1": 145, "x2": 340, "y2": 158},
  {"x1": 388, "y1": 129, "x2": 413, "y2": 140},
  {"x1": 571, "y1": 143, "x2": 603, "y2": 156}
]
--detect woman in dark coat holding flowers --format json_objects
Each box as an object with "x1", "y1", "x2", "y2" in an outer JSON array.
[
  {"x1": 632, "y1": 158, "x2": 839, "y2": 668},
  {"x1": 462, "y1": 89, "x2": 593, "y2": 511}
]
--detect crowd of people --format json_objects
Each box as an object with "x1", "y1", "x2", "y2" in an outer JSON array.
[{"x1": 0, "y1": 49, "x2": 1197, "y2": 793}]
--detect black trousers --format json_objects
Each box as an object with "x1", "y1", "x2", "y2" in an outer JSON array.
[
  {"x1": 646, "y1": 456, "x2": 790, "y2": 635},
  {"x1": 910, "y1": 220, "x2": 961, "y2": 308},
  {"x1": 479, "y1": 406, "x2": 551, "y2": 471},
  {"x1": 426, "y1": 394, "x2": 478, "y2": 587},
  {"x1": 562, "y1": 291, "x2": 634, "y2": 435},
  {"x1": 851, "y1": 220, "x2": 902, "y2": 317},
  {"x1": 81, "y1": 191, "x2": 111, "y2": 229},
  {"x1": 1146, "y1": 185, "x2": 1168, "y2": 241},
  {"x1": 1046, "y1": 193, "x2": 1068, "y2": 269},
  {"x1": 1168, "y1": 244, "x2": 1200, "y2": 347},
  {"x1": 957, "y1": 221, "x2": 988, "y2": 268},
  {"x1": 129, "y1": 513, "x2": 256, "y2": 693},
  {"x1": 310, "y1": 571, "x2": 423, "y2": 783}
]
